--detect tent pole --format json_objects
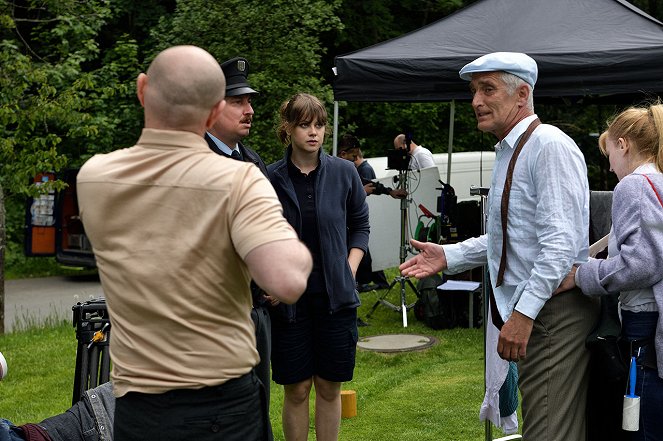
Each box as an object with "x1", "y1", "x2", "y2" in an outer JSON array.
[
  {"x1": 446, "y1": 100, "x2": 455, "y2": 184},
  {"x1": 333, "y1": 101, "x2": 339, "y2": 157}
]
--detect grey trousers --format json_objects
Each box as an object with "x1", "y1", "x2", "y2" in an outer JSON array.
[
  {"x1": 251, "y1": 305, "x2": 273, "y2": 441},
  {"x1": 518, "y1": 288, "x2": 599, "y2": 441}
]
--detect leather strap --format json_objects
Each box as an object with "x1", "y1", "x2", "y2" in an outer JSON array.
[
  {"x1": 495, "y1": 118, "x2": 541, "y2": 287},
  {"x1": 492, "y1": 118, "x2": 540, "y2": 330},
  {"x1": 488, "y1": 285, "x2": 503, "y2": 330}
]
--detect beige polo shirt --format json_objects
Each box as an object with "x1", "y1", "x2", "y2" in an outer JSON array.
[{"x1": 77, "y1": 128, "x2": 297, "y2": 397}]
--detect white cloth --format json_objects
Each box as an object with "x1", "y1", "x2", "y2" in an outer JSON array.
[
  {"x1": 443, "y1": 114, "x2": 589, "y2": 321},
  {"x1": 480, "y1": 303, "x2": 519, "y2": 434}
]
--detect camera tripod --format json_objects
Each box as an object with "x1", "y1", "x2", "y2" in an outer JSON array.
[{"x1": 366, "y1": 168, "x2": 418, "y2": 327}]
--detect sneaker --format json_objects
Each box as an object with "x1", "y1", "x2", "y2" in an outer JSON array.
[{"x1": 0, "y1": 351, "x2": 6, "y2": 380}]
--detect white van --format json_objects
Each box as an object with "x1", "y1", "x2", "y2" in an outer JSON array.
[{"x1": 364, "y1": 150, "x2": 495, "y2": 201}]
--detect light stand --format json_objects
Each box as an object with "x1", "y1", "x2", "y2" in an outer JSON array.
[{"x1": 366, "y1": 167, "x2": 418, "y2": 327}]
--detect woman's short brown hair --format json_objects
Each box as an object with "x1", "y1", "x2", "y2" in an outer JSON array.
[{"x1": 276, "y1": 93, "x2": 329, "y2": 145}]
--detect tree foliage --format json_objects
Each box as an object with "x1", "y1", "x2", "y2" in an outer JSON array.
[
  {"x1": 148, "y1": 0, "x2": 343, "y2": 163},
  {"x1": 0, "y1": 0, "x2": 146, "y2": 302},
  {"x1": 0, "y1": 0, "x2": 143, "y2": 198}
]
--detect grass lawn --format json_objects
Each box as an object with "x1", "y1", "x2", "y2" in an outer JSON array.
[{"x1": 0, "y1": 274, "x2": 520, "y2": 440}]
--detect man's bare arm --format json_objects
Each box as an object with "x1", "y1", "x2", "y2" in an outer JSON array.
[{"x1": 244, "y1": 239, "x2": 312, "y2": 304}]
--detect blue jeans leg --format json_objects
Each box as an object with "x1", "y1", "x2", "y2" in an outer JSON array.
[{"x1": 621, "y1": 310, "x2": 663, "y2": 441}]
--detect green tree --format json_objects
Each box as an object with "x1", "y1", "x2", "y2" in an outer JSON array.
[
  {"x1": 327, "y1": 0, "x2": 481, "y2": 159},
  {"x1": 0, "y1": 0, "x2": 144, "y2": 332},
  {"x1": 149, "y1": 0, "x2": 343, "y2": 163}
]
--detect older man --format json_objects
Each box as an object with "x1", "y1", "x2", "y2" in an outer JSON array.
[
  {"x1": 400, "y1": 52, "x2": 598, "y2": 440},
  {"x1": 77, "y1": 45, "x2": 312, "y2": 441}
]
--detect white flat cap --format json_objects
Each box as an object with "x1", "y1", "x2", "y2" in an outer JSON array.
[{"x1": 459, "y1": 52, "x2": 538, "y2": 88}]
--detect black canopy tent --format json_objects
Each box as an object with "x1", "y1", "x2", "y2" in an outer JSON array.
[
  {"x1": 331, "y1": 0, "x2": 663, "y2": 183},
  {"x1": 332, "y1": 0, "x2": 663, "y2": 103}
]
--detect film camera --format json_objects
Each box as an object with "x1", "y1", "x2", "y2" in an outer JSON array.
[
  {"x1": 387, "y1": 148, "x2": 410, "y2": 171},
  {"x1": 387, "y1": 131, "x2": 413, "y2": 171}
]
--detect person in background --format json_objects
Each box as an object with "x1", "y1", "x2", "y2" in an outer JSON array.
[
  {"x1": 393, "y1": 133, "x2": 436, "y2": 170},
  {"x1": 558, "y1": 102, "x2": 663, "y2": 441},
  {"x1": 77, "y1": 45, "x2": 312, "y2": 441},
  {"x1": 268, "y1": 94, "x2": 369, "y2": 441},
  {"x1": 338, "y1": 133, "x2": 406, "y2": 293},
  {"x1": 399, "y1": 52, "x2": 598, "y2": 441},
  {"x1": 204, "y1": 56, "x2": 275, "y2": 440}
]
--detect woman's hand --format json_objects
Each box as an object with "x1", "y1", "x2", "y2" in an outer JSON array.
[{"x1": 553, "y1": 265, "x2": 578, "y2": 295}]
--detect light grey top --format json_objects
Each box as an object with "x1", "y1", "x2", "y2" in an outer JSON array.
[{"x1": 576, "y1": 162, "x2": 663, "y2": 377}]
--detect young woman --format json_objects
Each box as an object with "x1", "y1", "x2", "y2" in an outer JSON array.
[
  {"x1": 267, "y1": 93, "x2": 369, "y2": 441},
  {"x1": 565, "y1": 102, "x2": 663, "y2": 440}
]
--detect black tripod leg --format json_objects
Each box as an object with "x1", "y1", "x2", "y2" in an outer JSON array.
[
  {"x1": 88, "y1": 345, "x2": 99, "y2": 389},
  {"x1": 405, "y1": 277, "x2": 419, "y2": 295},
  {"x1": 72, "y1": 342, "x2": 84, "y2": 406},
  {"x1": 366, "y1": 280, "x2": 398, "y2": 319},
  {"x1": 77, "y1": 343, "x2": 90, "y2": 404},
  {"x1": 100, "y1": 344, "x2": 111, "y2": 384},
  {"x1": 366, "y1": 299, "x2": 381, "y2": 319}
]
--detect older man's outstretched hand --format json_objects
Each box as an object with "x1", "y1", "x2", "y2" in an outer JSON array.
[{"x1": 399, "y1": 239, "x2": 448, "y2": 279}]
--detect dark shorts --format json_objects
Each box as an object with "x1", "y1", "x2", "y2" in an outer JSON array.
[{"x1": 270, "y1": 292, "x2": 358, "y2": 385}]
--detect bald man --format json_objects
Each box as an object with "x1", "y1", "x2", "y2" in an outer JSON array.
[
  {"x1": 393, "y1": 133, "x2": 436, "y2": 170},
  {"x1": 77, "y1": 45, "x2": 312, "y2": 441}
]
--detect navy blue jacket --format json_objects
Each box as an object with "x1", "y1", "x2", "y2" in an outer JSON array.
[{"x1": 268, "y1": 147, "x2": 369, "y2": 317}]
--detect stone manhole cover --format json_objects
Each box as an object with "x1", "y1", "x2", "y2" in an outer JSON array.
[{"x1": 357, "y1": 334, "x2": 438, "y2": 353}]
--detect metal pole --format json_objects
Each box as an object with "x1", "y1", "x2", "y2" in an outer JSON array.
[
  {"x1": 366, "y1": 169, "x2": 417, "y2": 327},
  {"x1": 399, "y1": 180, "x2": 409, "y2": 327},
  {"x1": 471, "y1": 186, "x2": 492, "y2": 441},
  {"x1": 332, "y1": 101, "x2": 339, "y2": 156},
  {"x1": 446, "y1": 100, "x2": 456, "y2": 184}
]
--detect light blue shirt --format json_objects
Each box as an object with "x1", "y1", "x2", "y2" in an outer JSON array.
[
  {"x1": 206, "y1": 132, "x2": 239, "y2": 156},
  {"x1": 444, "y1": 114, "x2": 590, "y2": 320}
]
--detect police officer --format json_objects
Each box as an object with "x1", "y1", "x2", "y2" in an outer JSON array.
[
  {"x1": 205, "y1": 57, "x2": 267, "y2": 174},
  {"x1": 205, "y1": 57, "x2": 273, "y2": 440}
]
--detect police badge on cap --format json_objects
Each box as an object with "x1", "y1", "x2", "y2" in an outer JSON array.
[{"x1": 220, "y1": 57, "x2": 259, "y2": 97}]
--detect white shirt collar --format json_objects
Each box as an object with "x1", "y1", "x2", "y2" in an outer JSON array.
[{"x1": 496, "y1": 114, "x2": 539, "y2": 151}]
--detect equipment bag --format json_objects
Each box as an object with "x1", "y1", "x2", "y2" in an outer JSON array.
[{"x1": 414, "y1": 274, "x2": 458, "y2": 329}]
